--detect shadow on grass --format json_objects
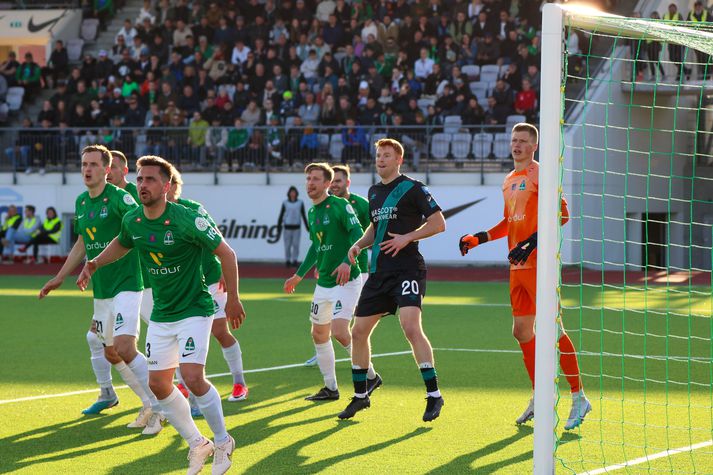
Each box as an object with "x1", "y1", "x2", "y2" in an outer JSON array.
[
  {"x1": 427, "y1": 425, "x2": 533, "y2": 474},
  {"x1": 243, "y1": 426, "x2": 432, "y2": 474},
  {"x1": 0, "y1": 408, "x2": 136, "y2": 472}
]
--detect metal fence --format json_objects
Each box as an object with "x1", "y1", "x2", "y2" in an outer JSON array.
[{"x1": 0, "y1": 123, "x2": 526, "y2": 183}]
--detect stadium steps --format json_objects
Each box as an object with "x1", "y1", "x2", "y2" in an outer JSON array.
[{"x1": 83, "y1": 2, "x2": 144, "y2": 58}]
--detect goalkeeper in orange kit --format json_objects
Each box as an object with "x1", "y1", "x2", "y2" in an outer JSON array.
[{"x1": 459, "y1": 123, "x2": 591, "y2": 430}]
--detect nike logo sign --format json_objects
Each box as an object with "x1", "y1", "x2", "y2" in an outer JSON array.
[
  {"x1": 182, "y1": 352, "x2": 195, "y2": 357},
  {"x1": 114, "y1": 325, "x2": 124, "y2": 330},
  {"x1": 77, "y1": 214, "x2": 85, "y2": 219},
  {"x1": 132, "y1": 235, "x2": 142, "y2": 240},
  {"x1": 421, "y1": 198, "x2": 487, "y2": 224},
  {"x1": 27, "y1": 13, "x2": 64, "y2": 33}
]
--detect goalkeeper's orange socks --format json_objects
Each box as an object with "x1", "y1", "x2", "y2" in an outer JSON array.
[
  {"x1": 519, "y1": 336, "x2": 536, "y2": 389},
  {"x1": 558, "y1": 333, "x2": 582, "y2": 393},
  {"x1": 519, "y1": 334, "x2": 582, "y2": 393}
]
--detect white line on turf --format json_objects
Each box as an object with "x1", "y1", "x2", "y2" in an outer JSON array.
[
  {"x1": 0, "y1": 348, "x2": 517, "y2": 405},
  {"x1": 579, "y1": 439, "x2": 713, "y2": 475}
]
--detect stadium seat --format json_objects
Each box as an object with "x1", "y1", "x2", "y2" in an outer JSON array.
[
  {"x1": 493, "y1": 133, "x2": 511, "y2": 160},
  {"x1": 443, "y1": 116, "x2": 462, "y2": 135},
  {"x1": 430, "y1": 133, "x2": 451, "y2": 159},
  {"x1": 333, "y1": 51, "x2": 346, "y2": 64},
  {"x1": 317, "y1": 133, "x2": 330, "y2": 153},
  {"x1": 462, "y1": 64, "x2": 480, "y2": 80},
  {"x1": 506, "y1": 114, "x2": 527, "y2": 131},
  {"x1": 6, "y1": 87, "x2": 23, "y2": 112},
  {"x1": 81, "y1": 18, "x2": 99, "y2": 42},
  {"x1": 417, "y1": 97, "x2": 435, "y2": 116},
  {"x1": 499, "y1": 64, "x2": 510, "y2": 77},
  {"x1": 480, "y1": 70, "x2": 499, "y2": 84},
  {"x1": 472, "y1": 133, "x2": 494, "y2": 160},
  {"x1": 451, "y1": 133, "x2": 472, "y2": 160},
  {"x1": 67, "y1": 38, "x2": 84, "y2": 62},
  {"x1": 329, "y1": 133, "x2": 343, "y2": 160},
  {"x1": 469, "y1": 81, "x2": 489, "y2": 104}
]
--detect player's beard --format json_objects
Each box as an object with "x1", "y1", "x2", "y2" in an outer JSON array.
[{"x1": 140, "y1": 192, "x2": 160, "y2": 207}]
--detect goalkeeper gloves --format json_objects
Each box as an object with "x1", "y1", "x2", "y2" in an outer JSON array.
[
  {"x1": 508, "y1": 232, "x2": 537, "y2": 265},
  {"x1": 459, "y1": 231, "x2": 489, "y2": 256}
]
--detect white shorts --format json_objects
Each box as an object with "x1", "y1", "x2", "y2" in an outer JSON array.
[
  {"x1": 140, "y1": 288, "x2": 153, "y2": 324},
  {"x1": 208, "y1": 282, "x2": 227, "y2": 319},
  {"x1": 93, "y1": 291, "x2": 142, "y2": 346},
  {"x1": 145, "y1": 316, "x2": 214, "y2": 370},
  {"x1": 310, "y1": 275, "x2": 362, "y2": 325}
]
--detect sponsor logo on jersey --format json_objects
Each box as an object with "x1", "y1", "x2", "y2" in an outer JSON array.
[
  {"x1": 149, "y1": 252, "x2": 163, "y2": 266},
  {"x1": 149, "y1": 234, "x2": 156, "y2": 242},
  {"x1": 163, "y1": 230, "x2": 174, "y2": 245},
  {"x1": 345, "y1": 204, "x2": 355, "y2": 215},
  {"x1": 100, "y1": 206, "x2": 108, "y2": 219},
  {"x1": 317, "y1": 244, "x2": 333, "y2": 252},
  {"x1": 511, "y1": 183, "x2": 517, "y2": 191},
  {"x1": 334, "y1": 300, "x2": 342, "y2": 315},
  {"x1": 316, "y1": 231, "x2": 323, "y2": 243},
  {"x1": 123, "y1": 194, "x2": 136, "y2": 205},
  {"x1": 115, "y1": 313, "x2": 124, "y2": 329},
  {"x1": 85, "y1": 226, "x2": 96, "y2": 240},
  {"x1": 322, "y1": 214, "x2": 330, "y2": 225},
  {"x1": 519, "y1": 180, "x2": 526, "y2": 191},
  {"x1": 195, "y1": 217, "x2": 209, "y2": 231},
  {"x1": 372, "y1": 206, "x2": 398, "y2": 221},
  {"x1": 89, "y1": 211, "x2": 95, "y2": 219}
]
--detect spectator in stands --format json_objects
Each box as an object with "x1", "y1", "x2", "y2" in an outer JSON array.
[
  {"x1": 0, "y1": 204, "x2": 20, "y2": 263},
  {"x1": 16, "y1": 53, "x2": 41, "y2": 102},
  {"x1": 18, "y1": 206, "x2": 62, "y2": 264},
  {"x1": 477, "y1": 33, "x2": 500, "y2": 65},
  {"x1": 523, "y1": 63, "x2": 540, "y2": 92},
  {"x1": 484, "y1": 95, "x2": 510, "y2": 127},
  {"x1": 414, "y1": 48, "x2": 435, "y2": 81},
  {"x1": 3, "y1": 205, "x2": 39, "y2": 262},
  {"x1": 95, "y1": 0, "x2": 115, "y2": 30},
  {"x1": 297, "y1": 92, "x2": 320, "y2": 126},
  {"x1": 462, "y1": 96, "x2": 485, "y2": 125},
  {"x1": 492, "y1": 79, "x2": 513, "y2": 108},
  {"x1": 42, "y1": 40, "x2": 69, "y2": 90},
  {"x1": 205, "y1": 116, "x2": 226, "y2": 166},
  {"x1": 5, "y1": 117, "x2": 33, "y2": 173},
  {"x1": 37, "y1": 100, "x2": 56, "y2": 125},
  {"x1": 188, "y1": 111, "x2": 208, "y2": 165},
  {"x1": 646, "y1": 12, "x2": 666, "y2": 78},
  {"x1": 473, "y1": 11, "x2": 494, "y2": 39},
  {"x1": 687, "y1": 1, "x2": 711, "y2": 79},
  {"x1": 116, "y1": 18, "x2": 138, "y2": 45},
  {"x1": 226, "y1": 117, "x2": 250, "y2": 171},
  {"x1": 137, "y1": 0, "x2": 155, "y2": 25},
  {"x1": 514, "y1": 78, "x2": 537, "y2": 122},
  {"x1": 341, "y1": 117, "x2": 368, "y2": 164},
  {"x1": 0, "y1": 52, "x2": 19, "y2": 87}
]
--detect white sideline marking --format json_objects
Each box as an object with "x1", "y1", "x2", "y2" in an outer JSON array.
[
  {"x1": 579, "y1": 439, "x2": 713, "y2": 475},
  {"x1": 0, "y1": 348, "x2": 515, "y2": 405}
]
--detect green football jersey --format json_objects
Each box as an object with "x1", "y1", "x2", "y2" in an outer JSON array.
[
  {"x1": 123, "y1": 181, "x2": 152, "y2": 290},
  {"x1": 178, "y1": 197, "x2": 222, "y2": 286},
  {"x1": 75, "y1": 183, "x2": 143, "y2": 299},
  {"x1": 117, "y1": 201, "x2": 222, "y2": 323},
  {"x1": 347, "y1": 192, "x2": 370, "y2": 273},
  {"x1": 296, "y1": 195, "x2": 363, "y2": 288},
  {"x1": 124, "y1": 182, "x2": 139, "y2": 201}
]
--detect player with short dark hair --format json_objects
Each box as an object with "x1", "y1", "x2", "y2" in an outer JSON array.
[
  {"x1": 284, "y1": 162, "x2": 366, "y2": 402},
  {"x1": 459, "y1": 123, "x2": 591, "y2": 430},
  {"x1": 338, "y1": 138, "x2": 447, "y2": 422},
  {"x1": 76, "y1": 154, "x2": 245, "y2": 474},
  {"x1": 39, "y1": 144, "x2": 162, "y2": 433}
]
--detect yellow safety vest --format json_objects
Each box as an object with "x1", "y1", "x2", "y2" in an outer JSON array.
[
  {"x1": 663, "y1": 12, "x2": 682, "y2": 21},
  {"x1": 22, "y1": 216, "x2": 36, "y2": 231},
  {"x1": 2, "y1": 214, "x2": 20, "y2": 231},
  {"x1": 689, "y1": 10, "x2": 708, "y2": 22},
  {"x1": 43, "y1": 217, "x2": 62, "y2": 243}
]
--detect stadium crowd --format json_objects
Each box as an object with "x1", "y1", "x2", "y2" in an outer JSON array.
[{"x1": 1, "y1": 0, "x2": 636, "y2": 170}]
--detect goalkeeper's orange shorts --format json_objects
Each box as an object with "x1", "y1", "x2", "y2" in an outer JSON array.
[{"x1": 509, "y1": 268, "x2": 537, "y2": 317}]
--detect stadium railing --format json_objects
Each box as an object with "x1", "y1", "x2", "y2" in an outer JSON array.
[{"x1": 0, "y1": 123, "x2": 530, "y2": 183}]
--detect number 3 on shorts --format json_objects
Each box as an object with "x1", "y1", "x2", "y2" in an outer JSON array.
[{"x1": 401, "y1": 280, "x2": 419, "y2": 295}]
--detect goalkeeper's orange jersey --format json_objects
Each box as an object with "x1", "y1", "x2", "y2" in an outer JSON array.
[{"x1": 499, "y1": 160, "x2": 569, "y2": 270}]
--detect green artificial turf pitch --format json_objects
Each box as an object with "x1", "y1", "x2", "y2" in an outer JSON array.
[{"x1": 0, "y1": 276, "x2": 711, "y2": 474}]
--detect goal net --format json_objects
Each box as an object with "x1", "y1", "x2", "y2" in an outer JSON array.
[{"x1": 536, "y1": 4, "x2": 713, "y2": 474}]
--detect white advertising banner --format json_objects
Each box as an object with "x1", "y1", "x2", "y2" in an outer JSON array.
[{"x1": 0, "y1": 182, "x2": 510, "y2": 266}]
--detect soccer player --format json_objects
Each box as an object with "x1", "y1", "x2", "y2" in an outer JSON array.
[
  {"x1": 283, "y1": 163, "x2": 365, "y2": 401},
  {"x1": 338, "y1": 138, "x2": 446, "y2": 422},
  {"x1": 108, "y1": 150, "x2": 154, "y2": 331},
  {"x1": 39, "y1": 145, "x2": 162, "y2": 434},
  {"x1": 459, "y1": 123, "x2": 591, "y2": 430},
  {"x1": 76, "y1": 155, "x2": 244, "y2": 474},
  {"x1": 167, "y1": 169, "x2": 248, "y2": 404}
]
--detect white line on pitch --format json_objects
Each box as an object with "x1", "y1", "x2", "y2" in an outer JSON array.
[
  {"x1": 0, "y1": 348, "x2": 514, "y2": 405},
  {"x1": 579, "y1": 439, "x2": 713, "y2": 475}
]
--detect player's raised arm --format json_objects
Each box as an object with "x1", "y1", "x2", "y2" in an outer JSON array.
[
  {"x1": 39, "y1": 235, "x2": 86, "y2": 299},
  {"x1": 76, "y1": 237, "x2": 130, "y2": 291},
  {"x1": 213, "y1": 240, "x2": 246, "y2": 330},
  {"x1": 380, "y1": 210, "x2": 446, "y2": 257}
]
